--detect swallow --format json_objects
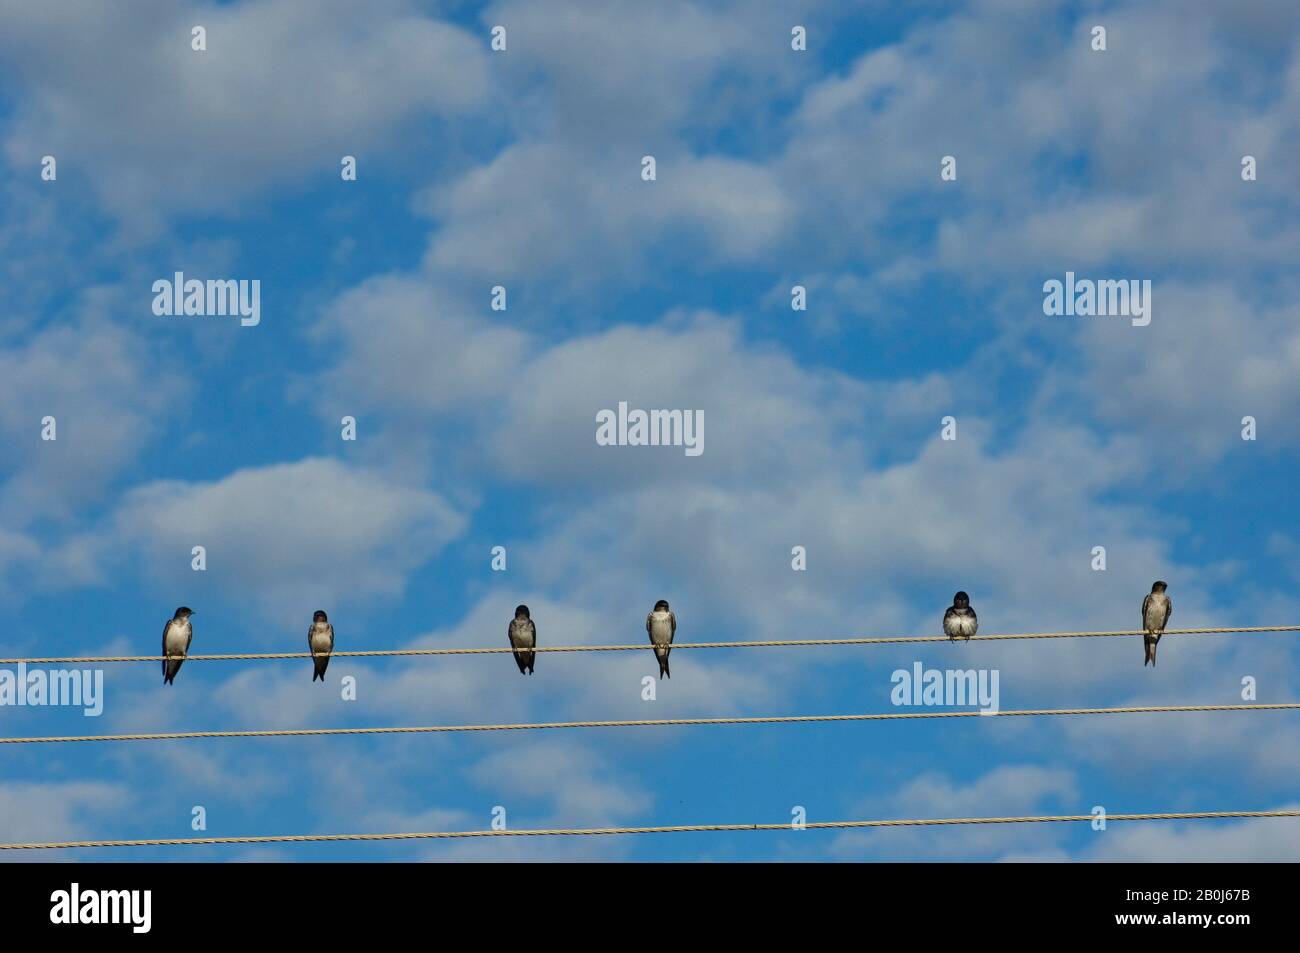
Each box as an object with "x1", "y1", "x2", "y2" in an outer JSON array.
[
  {"x1": 162, "y1": 606, "x2": 194, "y2": 685},
  {"x1": 943, "y1": 591, "x2": 978, "y2": 642},
  {"x1": 1141, "y1": 580, "x2": 1172, "y2": 667},
  {"x1": 646, "y1": 599, "x2": 676, "y2": 679},
  {"x1": 508, "y1": 605, "x2": 536, "y2": 675},
  {"x1": 308, "y1": 609, "x2": 334, "y2": 682}
]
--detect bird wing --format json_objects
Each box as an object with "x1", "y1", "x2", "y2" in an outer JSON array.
[
  {"x1": 185, "y1": 625, "x2": 193, "y2": 654},
  {"x1": 944, "y1": 606, "x2": 957, "y2": 624},
  {"x1": 308, "y1": 623, "x2": 315, "y2": 651},
  {"x1": 162, "y1": 620, "x2": 169, "y2": 675},
  {"x1": 1141, "y1": 594, "x2": 1151, "y2": 623},
  {"x1": 669, "y1": 612, "x2": 676, "y2": 644},
  {"x1": 1163, "y1": 597, "x2": 1172, "y2": 628},
  {"x1": 646, "y1": 612, "x2": 654, "y2": 641},
  {"x1": 326, "y1": 623, "x2": 334, "y2": 652},
  {"x1": 527, "y1": 619, "x2": 536, "y2": 645}
]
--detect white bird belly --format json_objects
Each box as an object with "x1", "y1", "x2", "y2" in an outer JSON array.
[
  {"x1": 1144, "y1": 596, "x2": 1168, "y2": 631},
  {"x1": 944, "y1": 613, "x2": 977, "y2": 637},
  {"x1": 509, "y1": 622, "x2": 535, "y2": 648},
  {"x1": 649, "y1": 616, "x2": 673, "y2": 647},
  {"x1": 164, "y1": 623, "x2": 189, "y2": 654}
]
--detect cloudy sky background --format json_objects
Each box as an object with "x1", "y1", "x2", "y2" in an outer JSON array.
[{"x1": 1, "y1": 0, "x2": 1299, "y2": 861}]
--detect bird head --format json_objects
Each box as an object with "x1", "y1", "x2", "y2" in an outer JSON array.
[
  {"x1": 953, "y1": 591, "x2": 970, "y2": 609},
  {"x1": 654, "y1": 599, "x2": 671, "y2": 612},
  {"x1": 313, "y1": 610, "x2": 329, "y2": 623},
  {"x1": 514, "y1": 604, "x2": 530, "y2": 620},
  {"x1": 1151, "y1": 581, "x2": 1168, "y2": 593},
  {"x1": 174, "y1": 607, "x2": 194, "y2": 620}
]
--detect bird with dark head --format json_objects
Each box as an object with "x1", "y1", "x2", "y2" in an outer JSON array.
[
  {"x1": 943, "y1": 591, "x2": 978, "y2": 642},
  {"x1": 646, "y1": 600, "x2": 676, "y2": 678},
  {"x1": 162, "y1": 607, "x2": 195, "y2": 685},
  {"x1": 308, "y1": 609, "x2": 334, "y2": 682},
  {"x1": 508, "y1": 604, "x2": 536, "y2": 675},
  {"x1": 1141, "y1": 581, "x2": 1172, "y2": 667}
]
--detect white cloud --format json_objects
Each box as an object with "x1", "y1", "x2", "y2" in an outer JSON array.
[
  {"x1": 0, "y1": 309, "x2": 185, "y2": 525},
  {"x1": 422, "y1": 143, "x2": 792, "y2": 283},
  {"x1": 0, "y1": 0, "x2": 490, "y2": 230},
  {"x1": 0, "y1": 780, "x2": 131, "y2": 848},
  {"x1": 831, "y1": 764, "x2": 1079, "y2": 860},
  {"x1": 470, "y1": 738, "x2": 653, "y2": 825},
  {"x1": 309, "y1": 274, "x2": 529, "y2": 417},
  {"x1": 1078, "y1": 804, "x2": 1300, "y2": 861},
  {"x1": 1069, "y1": 282, "x2": 1300, "y2": 460},
  {"x1": 483, "y1": 0, "x2": 803, "y2": 143},
  {"x1": 106, "y1": 457, "x2": 466, "y2": 624},
  {"x1": 783, "y1": 0, "x2": 1300, "y2": 274}
]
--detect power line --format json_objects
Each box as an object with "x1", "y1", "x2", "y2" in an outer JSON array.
[
  {"x1": 3, "y1": 702, "x2": 1295, "y2": 746},
  {"x1": 4, "y1": 809, "x2": 1297, "y2": 851},
  {"x1": 2, "y1": 625, "x2": 1297, "y2": 665}
]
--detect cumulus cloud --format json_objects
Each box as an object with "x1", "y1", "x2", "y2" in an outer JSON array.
[
  {"x1": 105, "y1": 457, "x2": 466, "y2": 624},
  {"x1": 784, "y1": 0, "x2": 1300, "y2": 274},
  {"x1": 470, "y1": 738, "x2": 653, "y2": 825},
  {"x1": 421, "y1": 143, "x2": 793, "y2": 283},
  {"x1": 767, "y1": 0, "x2": 1300, "y2": 467},
  {"x1": 0, "y1": 781, "x2": 131, "y2": 847},
  {"x1": 0, "y1": 309, "x2": 185, "y2": 524},
  {"x1": 309, "y1": 274, "x2": 529, "y2": 417},
  {"x1": 1075, "y1": 804, "x2": 1300, "y2": 861},
  {"x1": 831, "y1": 764, "x2": 1080, "y2": 860},
  {"x1": 0, "y1": 0, "x2": 490, "y2": 231},
  {"x1": 1067, "y1": 282, "x2": 1300, "y2": 460},
  {"x1": 483, "y1": 0, "x2": 802, "y2": 144}
]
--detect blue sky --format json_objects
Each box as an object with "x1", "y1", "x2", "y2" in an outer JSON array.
[{"x1": 1, "y1": 0, "x2": 1299, "y2": 862}]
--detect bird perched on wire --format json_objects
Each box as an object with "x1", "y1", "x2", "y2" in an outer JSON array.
[
  {"x1": 508, "y1": 605, "x2": 536, "y2": 675},
  {"x1": 308, "y1": 609, "x2": 334, "y2": 682},
  {"x1": 647, "y1": 599, "x2": 675, "y2": 679},
  {"x1": 943, "y1": 591, "x2": 978, "y2": 642},
  {"x1": 162, "y1": 606, "x2": 194, "y2": 685},
  {"x1": 1142, "y1": 581, "x2": 1172, "y2": 666}
]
